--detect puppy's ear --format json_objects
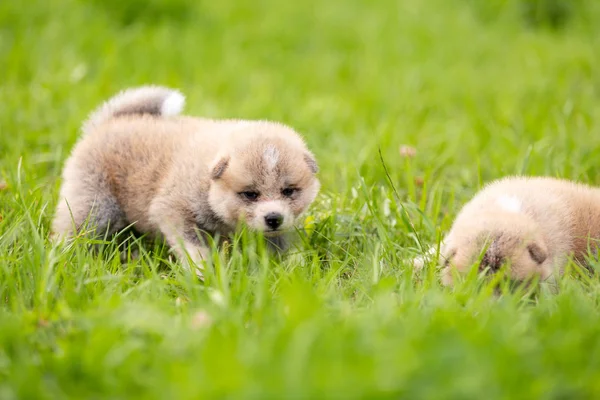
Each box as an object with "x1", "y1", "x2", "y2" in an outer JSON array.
[
  {"x1": 527, "y1": 242, "x2": 547, "y2": 264},
  {"x1": 211, "y1": 157, "x2": 230, "y2": 180},
  {"x1": 304, "y1": 153, "x2": 319, "y2": 174}
]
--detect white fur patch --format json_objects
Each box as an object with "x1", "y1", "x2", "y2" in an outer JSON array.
[
  {"x1": 412, "y1": 244, "x2": 443, "y2": 270},
  {"x1": 496, "y1": 195, "x2": 522, "y2": 213},
  {"x1": 160, "y1": 91, "x2": 185, "y2": 116},
  {"x1": 263, "y1": 145, "x2": 279, "y2": 170}
]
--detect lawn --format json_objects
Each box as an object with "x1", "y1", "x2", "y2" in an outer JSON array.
[{"x1": 1, "y1": 0, "x2": 600, "y2": 398}]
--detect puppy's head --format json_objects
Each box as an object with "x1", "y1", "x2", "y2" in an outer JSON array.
[
  {"x1": 440, "y1": 211, "x2": 550, "y2": 285},
  {"x1": 208, "y1": 123, "x2": 320, "y2": 235}
]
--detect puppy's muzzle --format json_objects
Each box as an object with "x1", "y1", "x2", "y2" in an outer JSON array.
[{"x1": 264, "y1": 212, "x2": 283, "y2": 230}]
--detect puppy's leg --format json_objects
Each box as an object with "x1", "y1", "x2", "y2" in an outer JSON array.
[{"x1": 148, "y1": 198, "x2": 209, "y2": 278}]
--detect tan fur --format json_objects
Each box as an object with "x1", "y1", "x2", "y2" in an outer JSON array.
[
  {"x1": 430, "y1": 177, "x2": 600, "y2": 285},
  {"x1": 52, "y1": 86, "x2": 320, "y2": 275}
]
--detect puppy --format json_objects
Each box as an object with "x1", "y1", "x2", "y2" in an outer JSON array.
[
  {"x1": 52, "y1": 86, "x2": 320, "y2": 275},
  {"x1": 416, "y1": 177, "x2": 600, "y2": 285}
]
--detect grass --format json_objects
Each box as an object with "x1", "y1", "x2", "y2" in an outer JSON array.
[{"x1": 1, "y1": 0, "x2": 600, "y2": 397}]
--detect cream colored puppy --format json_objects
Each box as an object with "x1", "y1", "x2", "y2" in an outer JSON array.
[
  {"x1": 52, "y1": 86, "x2": 320, "y2": 274},
  {"x1": 417, "y1": 177, "x2": 600, "y2": 285}
]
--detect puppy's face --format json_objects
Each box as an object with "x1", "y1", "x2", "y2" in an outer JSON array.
[
  {"x1": 440, "y1": 212, "x2": 549, "y2": 285},
  {"x1": 208, "y1": 135, "x2": 320, "y2": 235}
]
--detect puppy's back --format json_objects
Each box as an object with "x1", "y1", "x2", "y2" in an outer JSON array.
[{"x1": 56, "y1": 87, "x2": 191, "y2": 236}]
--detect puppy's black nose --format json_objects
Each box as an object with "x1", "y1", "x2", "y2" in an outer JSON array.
[{"x1": 264, "y1": 212, "x2": 283, "y2": 230}]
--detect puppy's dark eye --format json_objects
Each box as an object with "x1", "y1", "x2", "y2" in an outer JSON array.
[
  {"x1": 240, "y1": 191, "x2": 260, "y2": 201},
  {"x1": 281, "y1": 188, "x2": 298, "y2": 197}
]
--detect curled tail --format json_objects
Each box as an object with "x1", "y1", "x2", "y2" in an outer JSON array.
[{"x1": 82, "y1": 85, "x2": 185, "y2": 134}]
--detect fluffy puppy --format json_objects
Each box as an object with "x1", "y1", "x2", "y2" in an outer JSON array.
[
  {"x1": 52, "y1": 86, "x2": 320, "y2": 274},
  {"x1": 417, "y1": 177, "x2": 600, "y2": 285}
]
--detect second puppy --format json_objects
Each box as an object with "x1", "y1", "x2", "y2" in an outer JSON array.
[
  {"x1": 52, "y1": 86, "x2": 321, "y2": 275},
  {"x1": 421, "y1": 177, "x2": 600, "y2": 285}
]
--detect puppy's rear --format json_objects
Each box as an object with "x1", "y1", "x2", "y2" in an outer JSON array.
[{"x1": 52, "y1": 86, "x2": 186, "y2": 238}]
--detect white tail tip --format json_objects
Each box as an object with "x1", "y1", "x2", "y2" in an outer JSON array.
[{"x1": 161, "y1": 91, "x2": 186, "y2": 116}]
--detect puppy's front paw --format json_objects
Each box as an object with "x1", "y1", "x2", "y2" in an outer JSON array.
[
  {"x1": 49, "y1": 231, "x2": 71, "y2": 245},
  {"x1": 180, "y1": 257, "x2": 206, "y2": 281},
  {"x1": 411, "y1": 246, "x2": 437, "y2": 270},
  {"x1": 178, "y1": 244, "x2": 210, "y2": 281},
  {"x1": 440, "y1": 267, "x2": 453, "y2": 286}
]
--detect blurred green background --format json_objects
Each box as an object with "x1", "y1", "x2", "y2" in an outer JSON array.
[{"x1": 1, "y1": 0, "x2": 600, "y2": 398}]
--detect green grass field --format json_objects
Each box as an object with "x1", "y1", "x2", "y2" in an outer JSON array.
[{"x1": 2, "y1": 0, "x2": 600, "y2": 398}]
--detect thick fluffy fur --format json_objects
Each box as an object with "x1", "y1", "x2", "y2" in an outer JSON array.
[
  {"x1": 53, "y1": 86, "x2": 320, "y2": 274},
  {"x1": 421, "y1": 177, "x2": 600, "y2": 285}
]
